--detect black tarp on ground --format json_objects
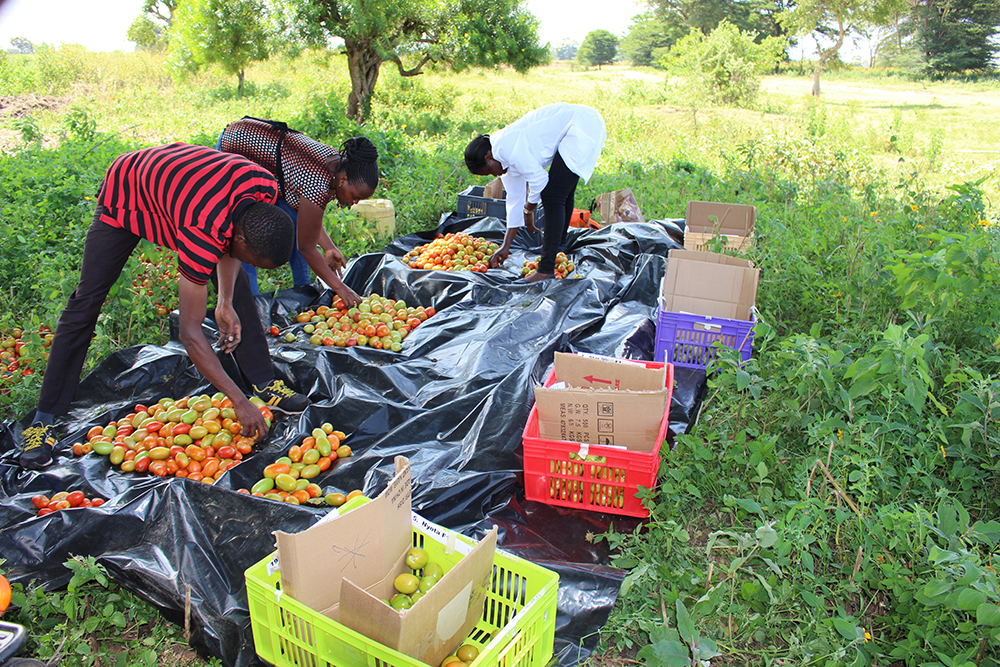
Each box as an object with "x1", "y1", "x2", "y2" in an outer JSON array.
[{"x1": 0, "y1": 215, "x2": 702, "y2": 667}]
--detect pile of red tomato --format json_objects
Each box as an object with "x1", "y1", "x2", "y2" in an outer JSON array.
[
  {"x1": 0, "y1": 325, "x2": 54, "y2": 391},
  {"x1": 131, "y1": 251, "x2": 179, "y2": 317},
  {"x1": 72, "y1": 393, "x2": 270, "y2": 484},
  {"x1": 401, "y1": 233, "x2": 498, "y2": 272},
  {"x1": 285, "y1": 294, "x2": 436, "y2": 351},
  {"x1": 521, "y1": 252, "x2": 576, "y2": 279},
  {"x1": 31, "y1": 490, "x2": 106, "y2": 516}
]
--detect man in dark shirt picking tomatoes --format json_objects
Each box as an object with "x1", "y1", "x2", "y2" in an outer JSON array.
[{"x1": 18, "y1": 142, "x2": 310, "y2": 470}]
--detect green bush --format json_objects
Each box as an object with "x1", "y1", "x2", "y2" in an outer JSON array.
[{"x1": 661, "y1": 21, "x2": 787, "y2": 107}]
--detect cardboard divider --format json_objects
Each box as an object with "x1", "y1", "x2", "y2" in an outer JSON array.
[
  {"x1": 273, "y1": 457, "x2": 498, "y2": 667},
  {"x1": 534, "y1": 352, "x2": 669, "y2": 451},
  {"x1": 683, "y1": 200, "x2": 755, "y2": 252}
]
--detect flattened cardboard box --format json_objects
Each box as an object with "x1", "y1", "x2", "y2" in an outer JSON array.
[
  {"x1": 534, "y1": 353, "x2": 669, "y2": 452},
  {"x1": 660, "y1": 249, "x2": 759, "y2": 321},
  {"x1": 684, "y1": 200, "x2": 756, "y2": 252},
  {"x1": 274, "y1": 457, "x2": 497, "y2": 666}
]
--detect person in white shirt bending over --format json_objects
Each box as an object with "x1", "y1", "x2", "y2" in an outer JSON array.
[{"x1": 463, "y1": 103, "x2": 606, "y2": 282}]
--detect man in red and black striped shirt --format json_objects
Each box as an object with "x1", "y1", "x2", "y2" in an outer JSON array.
[{"x1": 19, "y1": 143, "x2": 310, "y2": 470}]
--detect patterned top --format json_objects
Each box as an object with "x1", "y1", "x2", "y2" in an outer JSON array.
[
  {"x1": 97, "y1": 142, "x2": 279, "y2": 286},
  {"x1": 219, "y1": 117, "x2": 340, "y2": 211}
]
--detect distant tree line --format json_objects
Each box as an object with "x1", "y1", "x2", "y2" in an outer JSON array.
[
  {"x1": 118, "y1": 0, "x2": 997, "y2": 117},
  {"x1": 618, "y1": 0, "x2": 1000, "y2": 78}
]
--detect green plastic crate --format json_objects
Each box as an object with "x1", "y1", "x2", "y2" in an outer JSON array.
[{"x1": 246, "y1": 516, "x2": 559, "y2": 667}]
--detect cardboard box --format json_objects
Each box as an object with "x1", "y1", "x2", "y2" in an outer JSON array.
[
  {"x1": 273, "y1": 457, "x2": 497, "y2": 667},
  {"x1": 660, "y1": 249, "x2": 759, "y2": 321},
  {"x1": 533, "y1": 352, "x2": 669, "y2": 452},
  {"x1": 684, "y1": 200, "x2": 756, "y2": 252}
]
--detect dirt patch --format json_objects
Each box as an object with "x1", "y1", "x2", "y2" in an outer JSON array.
[{"x1": 0, "y1": 94, "x2": 66, "y2": 119}]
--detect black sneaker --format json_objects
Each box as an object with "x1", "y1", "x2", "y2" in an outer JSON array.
[
  {"x1": 253, "y1": 379, "x2": 310, "y2": 415},
  {"x1": 20, "y1": 422, "x2": 56, "y2": 470}
]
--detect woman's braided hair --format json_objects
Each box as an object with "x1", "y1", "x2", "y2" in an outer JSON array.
[{"x1": 336, "y1": 137, "x2": 380, "y2": 189}]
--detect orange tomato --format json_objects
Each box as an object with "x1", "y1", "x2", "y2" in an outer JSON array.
[
  {"x1": 0, "y1": 574, "x2": 11, "y2": 615},
  {"x1": 201, "y1": 458, "x2": 220, "y2": 478},
  {"x1": 263, "y1": 462, "x2": 291, "y2": 479}
]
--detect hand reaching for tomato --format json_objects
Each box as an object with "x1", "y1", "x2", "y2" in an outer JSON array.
[
  {"x1": 489, "y1": 246, "x2": 510, "y2": 269},
  {"x1": 234, "y1": 397, "x2": 269, "y2": 441}
]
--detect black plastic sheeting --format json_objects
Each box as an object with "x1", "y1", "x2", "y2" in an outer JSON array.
[{"x1": 0, "y1": 214, "x2": 704, "y2": 667}]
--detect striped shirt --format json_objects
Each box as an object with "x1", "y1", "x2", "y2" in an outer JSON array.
[
  {"x1": 219, "y1": 117, "x2": 339, "y2": 211},
  {"x1": 97, "y1": 143, "x2": 279, "y2": 286}
]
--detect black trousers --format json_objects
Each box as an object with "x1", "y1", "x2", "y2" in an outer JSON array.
[
  {"x1": 37, "y1": 209, "x2": 273, "y2": 415},
  {"x1": 538, "y1": 151, "x2": 579, "y2": 275}
]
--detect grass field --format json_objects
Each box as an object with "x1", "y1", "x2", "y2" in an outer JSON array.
[{"x1": 2, "y1": 48, "x2": 1000, "y2": 667}]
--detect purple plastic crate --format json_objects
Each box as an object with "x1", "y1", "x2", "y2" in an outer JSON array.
[{"x1": 654, "y1": 308, "x2": 755, "y2": 370}]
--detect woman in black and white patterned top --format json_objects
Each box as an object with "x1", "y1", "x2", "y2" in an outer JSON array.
[{"x1": 219, "y1": 117, "x2": 380, "y2": 306}]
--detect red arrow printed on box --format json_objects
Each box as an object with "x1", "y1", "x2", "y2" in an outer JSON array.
[{"x1": 583, "y1": 375, "x2": 612, "y2": 385}]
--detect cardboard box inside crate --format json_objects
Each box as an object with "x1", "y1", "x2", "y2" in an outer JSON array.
[
  {"x1": 660, "y1": 249, "x2": 759, "y2": 321},
  {"x1": 273, "y1": 457, "x2": 497, "y2": 667},
  {"x1": 534, "y1": 353, "x2": 669, "y2": 452},
  {"x1": 684, "y1": 201, "x2": 756, "y2": 251}
]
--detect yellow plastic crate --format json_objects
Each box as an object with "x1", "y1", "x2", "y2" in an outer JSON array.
[{"x1": 246, "y1": 518, "x2": 560, "y2": 667}]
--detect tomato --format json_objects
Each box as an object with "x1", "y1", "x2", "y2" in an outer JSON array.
[
  {"x1": 185, "y1": 445, "x2": 207, "y2": 462},
  {"x1": 31, "y1": 494, "x2": 49, "y2": 509},
  {"x1": 66, "y1": 491, "x2": 86, "y2": 507},
  {"x1": 87, "y1": 425, "x2": 105, "y2": 440},
  {"x1": 263, "y1": 462, "x2": 291, "y2": 479},
  {"x1": 90, "y1": 498, "x2": 105, "y2": 507},
  {"x1": 37, "y1": 507, "x2": 55, "y2": 517},
  {"x1": 201, "y1": 458, "x2": 220, "y2": 478}
]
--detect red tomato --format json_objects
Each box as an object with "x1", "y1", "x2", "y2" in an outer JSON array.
[
  {"x1": 31, "y1": 494, "x2": 49, "y2": 509},
  {"x1": 66, "y1": 491, "x2": 86, "y2": 507},
  {"x1": 90, "y1": 498, "x2": 105, "y2": 507}
]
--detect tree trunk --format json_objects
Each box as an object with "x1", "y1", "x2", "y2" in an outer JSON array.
[
  {"x1": 238, "y1": 68, "x2": 245, "y2": 97},
  {"x1": 345, "y1": 41, "x2": 383, "y2": 123},
  {"x1": 811, "y1": 18, "x2": 846, "y2": 97}
]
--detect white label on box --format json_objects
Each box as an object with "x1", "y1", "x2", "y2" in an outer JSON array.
[
  {"x1": 437, "y1": 581, "x2": 474, "y2": 639},
  {"x1": 574, "y1": 352, "x2": 646, "y2": 366},
  {"x1": 266, "y1": 554, "x2": 281, "y2": 576},
  {"x1": 411, "y1": 512, "x2": 474, "y2": 556}
]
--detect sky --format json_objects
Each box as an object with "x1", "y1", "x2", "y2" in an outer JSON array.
[{"x1": 0, "y1": 0, "x2": 648, "y2": 53}]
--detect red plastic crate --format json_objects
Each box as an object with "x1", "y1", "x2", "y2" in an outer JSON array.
[
  {"x1": 653, "y1": 307, "x2": 755, "y2": 370},
  {"x1": 521, "y1": 359, "x2": 674, "y2": 518}
]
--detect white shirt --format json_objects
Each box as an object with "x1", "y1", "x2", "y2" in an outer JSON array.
[{"x1": 490, "y1": 103, "x2": 606, "y2": 229}]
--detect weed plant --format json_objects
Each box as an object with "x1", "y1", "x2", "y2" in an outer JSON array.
[
  {"x1": 1, "y1": 47, "x2": 1000, "y2": 666},
  {"x1": 1, "y1": 558, "x2": 217, "y2": 667}
]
